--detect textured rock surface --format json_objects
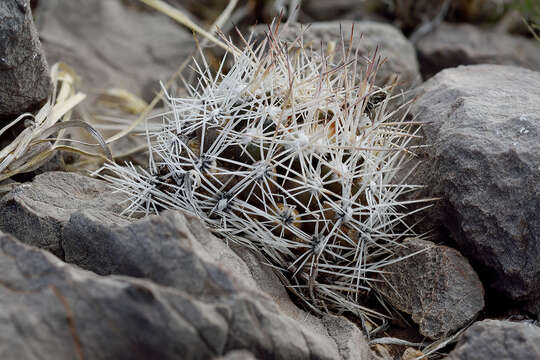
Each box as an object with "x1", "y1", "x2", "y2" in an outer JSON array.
[
  {"x1": 0, "y1": 223, "x2": 373, "y2": 360},
  {"x1": 62, "y1": 209, "x2": 376, "y2": 359},
  {"x1": 376, "y1": 239, "x2": 484, "y2": 339},
  {"x1": 416, "y1": 23, "x2": 540, "y2": 78},
  {"x1": 252, "y1": 21, "x2": 421, "y2": 91},
  {"x1": 63, "y1": 211, "x2": 246, "y2": 297},
  {"x1": 0, "y1": 171, "x2": 127, "y2": 257},
  {"x1": 34, "y1": 0, "x2": 193, "y2": 106},
  {"x1": 0, "y1": 0, "x2": 51, "y2": 120},
  {"x1": 447, "y1": 319, "x2": 540, "y2": 360},
  {"x1": 409, "y1": 65, "x2": 540, "y2": 313}
]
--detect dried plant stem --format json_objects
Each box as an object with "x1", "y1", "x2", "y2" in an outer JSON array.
[{"x1": 0, "y1": 63, "x2": 111, "y2": 181}]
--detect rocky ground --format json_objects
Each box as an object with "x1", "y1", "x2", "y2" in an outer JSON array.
[{"x1": 0, "y1": 0, "x2": 539, "y2": 359}]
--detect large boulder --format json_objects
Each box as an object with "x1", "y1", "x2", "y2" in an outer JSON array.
[
  {"x1": 62, "y1": 210, "x2": 251, "y2": 298},
  {"x1": 0, "y1": 222, "x2": 373, "y2": 360},
  {"x1": 62, "y1": 210, "x2": 376, "y2": 360},
  {"x1": 376, "y1": 239, "x2": 484, "y2": 339},
  {"x1": 252, "y1": 21, "x2": 421, "y2": 91},
  {"x1": 416, "y1": 23, "x2": 540, "y2": 79},
  {"x1": 447, "y1": 319, "x2": 540, "y2": 360},
  {"x1": 409, "y1": 65, "x2": 540, "y2": 315},
  {"x1": 0, "y1": 0, "x2": 51, "y2": 120}
]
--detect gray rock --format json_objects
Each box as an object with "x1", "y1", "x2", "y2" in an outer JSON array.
[
  {"x1": 61, "y1": 210, "x2": 374, "y2": 359},
  {"x1": 0, "y1": 0, "x2": 51, "y2": 120},
  {"x1": 0, "y1": 226, "x2": 372, "y2": 360},
  {"x1": 0, "y1": 171, "x2": 127, "y2": 257},
  {"x1": 322, "y1": 315, "x2": 373, "y2": 360},
  {"x1": 34, "y1": 0, "x2": 194, "y2": 107},
  {"x1": 62, "y1": 211, "x2": 241, "y2": 297},
  {"x1": 375, "y1": 238, "x2": 484, "y2": 339},
  {"x1": 61, "y1": 208, "x2": 293, "y2": 304},
  {"x1": 416, "y1": 23, "x2": 540, "y2": 79},
  {"x1": 409, "y1": 65, "x2": 540, "y2": 314},
  {"x1": 252, "y1": 21, "x2": 421, "y2": 91},
  {"x1": 447, "y1": 319, "x2": 540, "y2": 360}
]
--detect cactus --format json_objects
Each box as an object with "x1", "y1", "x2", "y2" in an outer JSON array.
[{"x1": 98, "y1": 23, "x2": 430, "y2": 331}]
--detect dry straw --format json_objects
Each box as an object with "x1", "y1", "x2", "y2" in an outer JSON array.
[{"x1": 0, "y1": 63, "x2": 111, "y2": 182}]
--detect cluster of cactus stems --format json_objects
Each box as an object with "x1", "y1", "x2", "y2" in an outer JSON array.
[{"x1": 98, "y1": 23, "x2": 431, "y2": 332}]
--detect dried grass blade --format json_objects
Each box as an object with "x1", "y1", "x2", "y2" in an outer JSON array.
[
  {"x1": 37, "y1": 120, "x2": 112, "y2": 161},
  {"x1": 137, "y1": 0, "x2": 240, "y2": 55}
]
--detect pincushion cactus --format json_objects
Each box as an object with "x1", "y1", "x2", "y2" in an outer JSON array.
[{"x1": 98, "y1": 24, "x2": 430, "y2": 331}]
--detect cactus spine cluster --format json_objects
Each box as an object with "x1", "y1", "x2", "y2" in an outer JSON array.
[{"x1": 99, "y1": 23, "x2": 429, "y2": 330}]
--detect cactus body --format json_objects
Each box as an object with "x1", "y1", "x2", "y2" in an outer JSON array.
[{"x1": 99, "y1": 24, "x2": 429, "y2": 330}]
